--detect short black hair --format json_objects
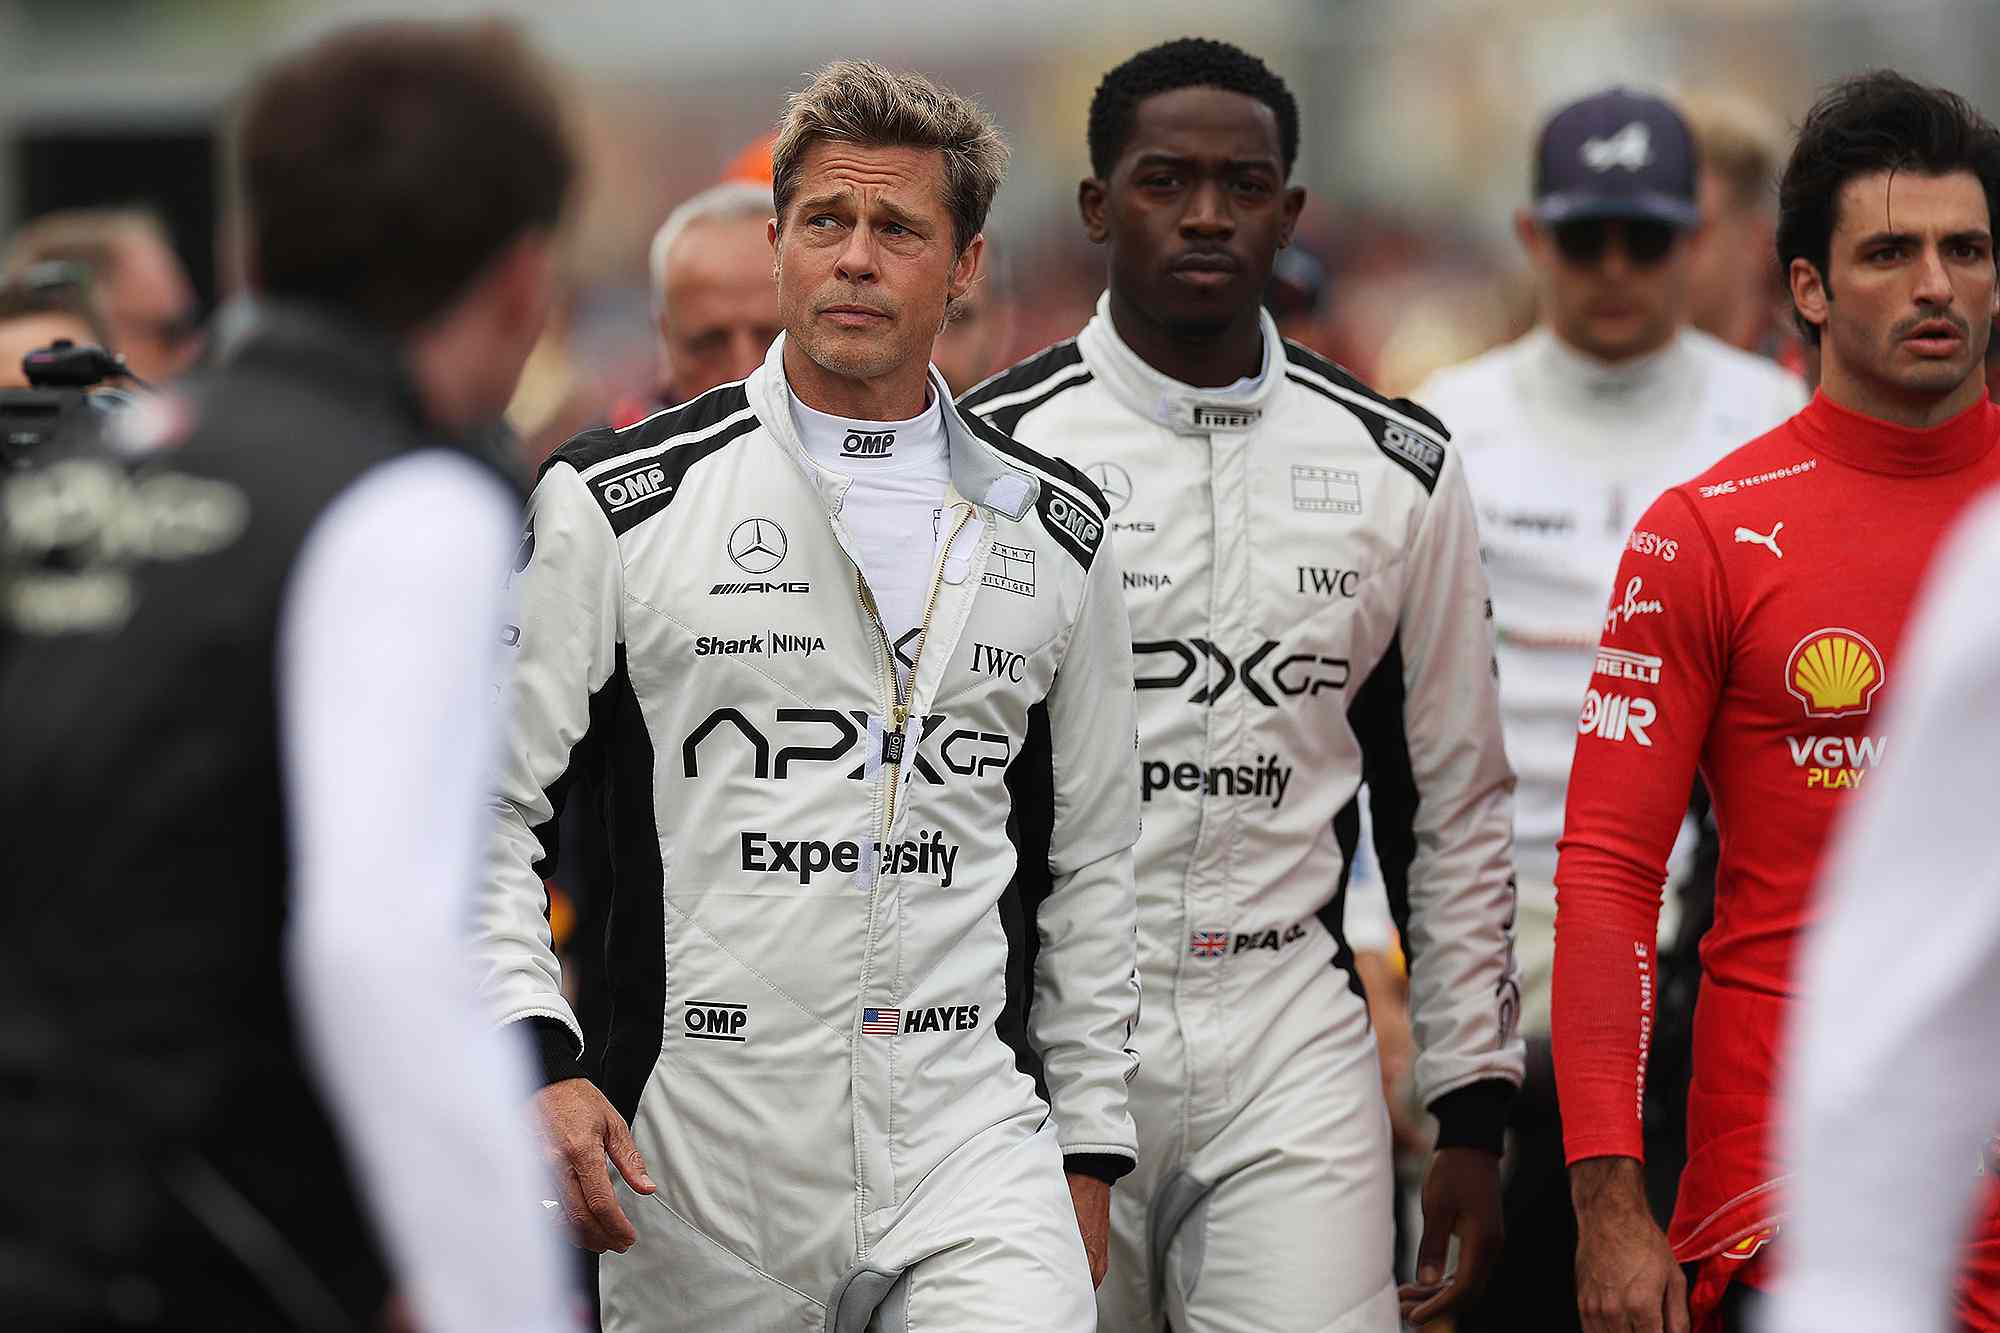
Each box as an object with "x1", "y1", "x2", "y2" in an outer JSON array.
[
  {"x1": 236, "y1": 19, "x2": 574, "y2": 334},
  {"x1": 1777, "y1": 70, "x2": 2000, "y2": 343},
  {"x1": 1087, "y1": 38, "x2": 1299, "y2": 180}
]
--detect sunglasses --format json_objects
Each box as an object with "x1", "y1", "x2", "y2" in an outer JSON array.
[{"x1": 1551, "y1": 219, "x2": 1679, "y2": 267}]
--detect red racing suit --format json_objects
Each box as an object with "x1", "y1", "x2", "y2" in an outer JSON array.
[{"x1": 1551, "y1": 390, "x2": 2000, "y2": 1329}]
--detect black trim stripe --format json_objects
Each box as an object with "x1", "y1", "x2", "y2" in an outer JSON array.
[
  {"x1": 549, "y1": 403, "x2": 757, "y2": 537},
  {"x1": 956, "y1": 338, "x2": 1084, "y2": 413},
  {"x1": 960, "y1": 410, "x2": 1110, "y2": 519},
  {"x1": 1322, "y1": 797, "x2": 1369, "y2": 1004},
  {"x1": 542, "y1": 382, "x2": 752, "y2": 480},
  {"x1": 1348, "y1": 634, "x2": 1419, "y2": 964},
  {"x1": 975, "y1": 371, "x2": 1095, "y2": 438},
  {"x1": 595, "y1": 647, "x2": 667, "y2": 1127},
  {"x1": 1285, "y1": 371, "x2": 1446, "y2": 496},
  {"x1": 1283, "y1": 342, "x2": 1451, "y2": 440},
  {"x1": 997, "y1": 700, "x2": 1056, "y2": 1109}
]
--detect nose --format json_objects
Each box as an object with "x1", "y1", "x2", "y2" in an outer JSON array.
[
  {"x1": 835, "y1": 227, "x2": 878, "y2": 286},
  {"x1": 1913, "y1": 242, "x2": 1954, "y2": 307},
  {"x1": 1180, "y1": 179, "x2": 1233, "y2": 239}
]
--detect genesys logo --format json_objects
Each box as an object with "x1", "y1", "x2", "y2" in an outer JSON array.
[
  {"x1": 683, "y1": 707, "x2": 1010, "y2": 785},
  {"x1": 1627, "y1": 529, "x2": 1678, "y2": 562},
  {"x1": 841, "y1": 430, "x2": 895, "y2": 458},
  {"x1": 1135, "y1": 638, "x2": 1349, "y2": 706},
  {"x1": 1787, "y1": 733, "x2": 1885, "y2": 791},
  {"x1": 1578, "y1": 689, "x2": 1656, "y2": 746},
  {"x1": 1786, "y1": 628, "x2": 1884, "y2": 719},
  {"x1": 682, "y1": 1000, "x2": 748, "y2": 1043},
  {"x1": 1593, "y1": 646, "x2": 1663, "y2": 685},
  {"x1": 1142, "y1": 753, "x2": 1294, "y2": 808},
  {"x1": 740, "y1": 829, "x2": 959, "y2": 887}
]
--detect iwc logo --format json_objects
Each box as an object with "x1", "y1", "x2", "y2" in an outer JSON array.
[{"x1": 727, "y1": 518, "x2": 789, "y2": 574}]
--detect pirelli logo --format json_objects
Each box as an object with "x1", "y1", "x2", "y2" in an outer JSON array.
[
  {"x1": 1593, "y1": 646, "x2": 1663, "y2": 685},
  {"x1": 983, "y1": 542, "x2": 1036, "y2": 596}
]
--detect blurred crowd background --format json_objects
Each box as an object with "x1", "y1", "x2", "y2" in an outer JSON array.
[{"x1": 4, "y1": 0, "x2": 1999, "y2": 459}]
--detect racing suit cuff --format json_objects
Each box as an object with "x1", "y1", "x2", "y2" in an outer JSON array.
[
  {"x1": 1429, "y1": 1079, "x2": 1514, "y2": 1155},
  {"x1": 1063, "y1": 1153, "x2": 1134, "y2": 1185},
  {"x1": 520, "y1": 1015, "x2": 588, "y2": 1087}
]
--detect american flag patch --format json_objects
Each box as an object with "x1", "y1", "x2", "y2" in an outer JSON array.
[
  {"x1": 861, "y1": 1007, "x2": 901, "y2": 1036},
  {"x1": 1188, "y1": 931, "x2": 1230, "y2": 958}
]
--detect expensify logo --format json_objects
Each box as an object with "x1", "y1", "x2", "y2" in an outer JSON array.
[
  {"x1": 740, "y1": 830, "x2": 960, "y2": 887},
  {"x1": 1141, "y1": 753, "x2": 1294, "y2": 808}
]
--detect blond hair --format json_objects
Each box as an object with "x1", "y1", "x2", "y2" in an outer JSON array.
[
  {"x1": 771, "y1": 59, "x2": 1007, "y2": 253},
  {"x1": 1682, "y1": 91, "x2": 1787, "y2": 215}
]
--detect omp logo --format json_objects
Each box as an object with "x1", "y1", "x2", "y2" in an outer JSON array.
[
  {"x1": 727, "y1": 518, "x2": 788, "y2": 574},
  {"x1": 682, "y1": 1001, "x2": 747, "y2": 1042},
  {"x1": 1046, "y1": 493, "x2": 1102, "y2": 547},
  {"x1": 1787, "y1": 628, "x2": 1884, "y2": 718},
  {"x1": 1085, "y1": 462, "x2": 1132, "y2": 513},
  {"x1": 1593, "y1": 646, "x2": 1663, "y2": 685},
  {"x1": 683, "y1": 708, "x2": 1010, "y2": 784},
  {"x1": 1582, "y1": 122, "x2": 1652, "y2": 172},
  {"x1": 1191, "y1": 404, "x2": 1262, "y2": 430},
  {"x1": 1578, "y1": 689, "x2": 1656, "y2": 746},
  {"x1": 1134, "y1": 638, "x2": 1349, "y2": 706},
  {"x1": 599, "y1": 463, "x2": 672, "y2": 513},
  {"x1": 841, "y1": 431, "x2": 895, "y2": 457},
  {"x1": 1379, "y1": 423, "x2": 1443, "y2": 480}
]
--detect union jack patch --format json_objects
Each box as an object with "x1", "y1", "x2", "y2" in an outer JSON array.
[{"x1": 1188, "y1": 931, "x2": 1230, "y2": 958}]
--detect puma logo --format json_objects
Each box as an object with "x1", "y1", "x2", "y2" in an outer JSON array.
[{"x1": 1733, "y1": 522, "x2": 1784, "y2": 559}]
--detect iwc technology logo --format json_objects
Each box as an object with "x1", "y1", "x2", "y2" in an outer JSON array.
[
  {"x1": 727, "y1": 518, "x2": 788, "y2": 574},
  {"x1": 1786, "y1": 628, "x2": 1884, "y2": 718}
]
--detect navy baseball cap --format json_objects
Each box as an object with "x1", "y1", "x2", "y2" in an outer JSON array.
[{"x1": 1532, "y1": 88, "x2": 1699, "y2": 229}]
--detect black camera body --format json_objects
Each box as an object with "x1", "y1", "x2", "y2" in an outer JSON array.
[{"x1": 1, "y1": 340, "x2": 138, "y2": 468}]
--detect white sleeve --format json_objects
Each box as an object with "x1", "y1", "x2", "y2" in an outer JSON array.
[
  {"x1": 1771, "y1": 493, "x2": 2000, "y2": 1333},
  {"x1": 279, "y1": 451, "x2": 573, "y2": 1333}
]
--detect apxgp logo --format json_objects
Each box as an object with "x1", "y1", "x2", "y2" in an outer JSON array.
[
  {"x1": 1135, "y1": 638, "x2": 1349, "y2": 705},
  {"x1": 684, "y1": 707, "x2": 1010, "y2": 784}
]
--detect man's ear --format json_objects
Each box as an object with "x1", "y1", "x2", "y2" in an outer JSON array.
[
  {"x1": 1513, "y1": 209, "x2": 1543, "y2": 264},
  {"x1": 1789, "y1": 256, "x2": 1831, "y2": 338},
  {"x1": 1079, "y1": 177, "x2": 1110, "y2": 245},
  {"x1": 947, "y1": 233, "x2": 985, "y2": 308},
  {"x1": 1279, "y1": 185, "x2": 1307, "y2": 248}
]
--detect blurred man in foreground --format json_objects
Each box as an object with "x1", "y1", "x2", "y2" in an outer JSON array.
[
  {"x1": 0, "y1": 21, "x2": 576, "y2": 1332},
  {"x1": 1682, "y1": 91, "x2": 1793, "y2": 360},
  {"x1": 5, "y1": 206, "x2": 203, "y2": 381},
  {"x1": 1772, "y1": 486, "x2": 2000, "y2": 1333},
  {"x1": 965, "y1": 38, "x2": 1522, "y2": 1330},
  {"x1": 1398, "y1": 87, "x2": 1803, "y2": 1333},
  {"x1": 1554, "y1": 70, "x2": 2000, "y2": 1333},
  {"x1": 0, "y1": 263, "x2": 113, "y2": 387},
  {"x1": 478, "y1": 59, "x2": 1141, "y2": 1330}
]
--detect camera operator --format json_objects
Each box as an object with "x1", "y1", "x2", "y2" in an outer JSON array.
[
  {"x1": 0, "y1": 264, "x2": 113, "y2": 389},
  {"x1": 0, "y1": 19, "x2": 578, "y2": 1333}
]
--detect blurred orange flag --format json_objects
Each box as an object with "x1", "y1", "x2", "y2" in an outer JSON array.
[{"x1": 723, "y1": 133, "x2": 775, "y2": 185}]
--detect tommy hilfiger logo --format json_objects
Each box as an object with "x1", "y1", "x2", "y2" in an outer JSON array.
[
  {"x1": 983, "y1": 542, "x2": 1036, "y2": 596},
  {"x1": 1292, "y1": 464, "x2": 1362, "y2": 514}
]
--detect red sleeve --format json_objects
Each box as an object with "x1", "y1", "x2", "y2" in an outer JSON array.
[{"x1": 1552, "y1": 488, "x2": 1731, "y2": 1164}]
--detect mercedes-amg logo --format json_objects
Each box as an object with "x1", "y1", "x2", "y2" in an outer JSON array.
[
  {"x1": 1086, "y1": 461, "x2": 1132, "y2": 514},
  {"x1": 727, "y1": 518, "x2": 788, "y2": 574}
]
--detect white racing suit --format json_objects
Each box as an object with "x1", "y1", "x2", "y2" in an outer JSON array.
[
  {"x1": 475, "y1": 336, "x2": 1142, "y2": 1332},
  {"x1": 964, "y1": 299, "x2": 1525, "y2": 1332}
]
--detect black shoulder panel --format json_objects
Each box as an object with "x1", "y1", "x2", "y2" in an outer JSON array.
[
  {"x1": 1282, "y1": 343, "x2": 1449, "y2": 495},
  {"x1": 961, "y1": 410, "x2": 1108, "y2": 570},
  {"x1": 541, "y1": 384, "x2": 757, "y2": 536},
  {"x1": 955, "y1": 338, "x2": 1085, "y2": 414}
]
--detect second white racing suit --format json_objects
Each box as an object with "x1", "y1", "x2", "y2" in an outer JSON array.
[{"x1": 964, "y1": 298, "x2": 1525, "y2": 1332}]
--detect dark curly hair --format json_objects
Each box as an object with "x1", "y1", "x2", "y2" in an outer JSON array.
[
  {"x1": 1087, "y1": 38, "x2": 1299, "y2": 180},
  {"x1": 1778, "y1": 70, "x2": 2000, "y2": 343}
]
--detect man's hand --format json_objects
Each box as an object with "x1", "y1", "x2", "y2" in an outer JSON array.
[
  {"x1": 534, "y1": 1077, "x2": 656, "y2": 1254},
  {"x1": 1066, "y1": 1172, "x2": 1111, "y2": 1288},
  {"x1": 1396, "y1": 1146, "x2": 1505, "y2": 1326},
  {"x1": 1571, "y1": 1155, "x2": 1688, "y2": 1333}
]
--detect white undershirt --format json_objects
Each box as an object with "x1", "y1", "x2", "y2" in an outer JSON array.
[
  {"x1": 790, "y1": 388, "x2": 951, "y2": 694},
  {"x1": 278, "y1": 451, "x2": 571, "y2": 1333}
]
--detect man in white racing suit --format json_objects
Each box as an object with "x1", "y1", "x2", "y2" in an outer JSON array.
[
  {"x1": 476, "y1": 61, "x2": 1141, "y2": 1332},
  {"x1": 1393, "y1": 87, "x2": 1806, "y2": 1333},
  {"x1": 964, "y1": 39, "x2": 1523, "y2": 1332}
]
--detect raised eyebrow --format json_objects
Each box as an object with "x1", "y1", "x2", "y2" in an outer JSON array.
[
  {"x1": 792, "y1": 189, "x2": 853, "y2": 218},
  {"x1": 1854, "y1": 230, "x2": 1919, "y2": 250},
  {"x1": 872, "y1": 199, "x2": 931, "y2": 231}
]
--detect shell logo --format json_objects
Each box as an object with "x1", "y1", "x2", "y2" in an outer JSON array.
[
  {"x1": 1722, "y1": 1226, "x2": 1779, "y2": 1261},
  {"x1": 1786, "y1": 628, "x2": 1886, "y2": 718}
]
